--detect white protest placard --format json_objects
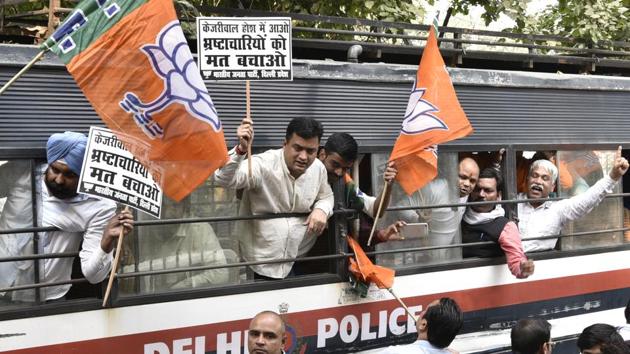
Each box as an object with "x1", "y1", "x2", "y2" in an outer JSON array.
[
  {"x1": 79, "y1": 127, "x2": 162, "y2": 218},
  {"x1": 196, "y1": 17, "x2": 292, "y2": 81}
]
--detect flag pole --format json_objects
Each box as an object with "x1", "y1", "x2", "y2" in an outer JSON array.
[
  {"x1": 0, "y1": 50, "x2": 46, "y2": 96},
  {"x1": 102, "y1": 206, "x2": 130, "y2": 307},
  {"x1": 246, "y1": 80, "x2": 252, "y2": 178},
  {"x1": 387, "y1": 287, "x2": 417, "y2": 321},
  {"x1": 367, "y1": 178, "x2": 389, "y2": 246}
]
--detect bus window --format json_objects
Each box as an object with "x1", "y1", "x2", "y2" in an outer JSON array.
[
  {"x1": 0, "y1": 160, "x2": 37, "y2": 306},
  {"x1": 371, "y1": 152, "x2": 462, "y2": 267},
  {"x1": 515, "y1": 150, "x2": 570, "y2": 196},
  {"x1": 119, "y1": 177, "x2": 244, "y2": 295},
  {"x1": 557, "y1": 149, "x2": 623, "y2": 250}
]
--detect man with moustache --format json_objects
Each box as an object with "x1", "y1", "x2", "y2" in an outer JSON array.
[
  {"x1": 0, "y1": 131, "x2": 134, "y2": 303},
  {"x1": 518, "y1": 146, "x2": 629, "y2": 252},
  {"x1": 458, "y1": 157, "x2": 480, "y2": 201},
  {"x1": 214, "y1": 117, "x2": 334, "y2": 280},
  {"x1": 462, "y1": 168, "x2": 534, "y2": 279},
  {"x1": 395, "y1": 156, "x2": 479, "y2": 224}
]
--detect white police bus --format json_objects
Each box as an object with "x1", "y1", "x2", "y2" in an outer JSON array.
[{"x1": 1, "y1": 14, "x2": 630, "y2": 354}]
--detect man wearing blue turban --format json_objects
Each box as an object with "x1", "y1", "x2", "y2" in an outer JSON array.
[{"x1": 0, "y1": 131, "x2": 134, "y2": 303}]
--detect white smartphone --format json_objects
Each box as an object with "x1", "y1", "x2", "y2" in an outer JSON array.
[{"x1": 400, "y1": 222, "x2": 429, "y2": 239}]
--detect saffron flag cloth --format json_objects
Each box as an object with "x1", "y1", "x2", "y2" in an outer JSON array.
[
  {"x1": 390, "y1": 19, "x2": 473, "y2": 195},
  {"x1": 41, "y1": 0, "x2": 228, "y2": 201},
  {"x1": 347, "y1": 236, "x2": 395, "y2": 289}
]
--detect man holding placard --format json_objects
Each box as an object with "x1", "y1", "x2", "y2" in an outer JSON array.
[
  {"x1": 0, "y1": 131, "x2": 134, "y2": 303},
  {"x1": 214, "y1": 117, "x2": 333, "y2": 280}
]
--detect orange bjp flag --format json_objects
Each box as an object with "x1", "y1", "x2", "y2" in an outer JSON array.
[
  {"x1": 41, "y1": 0, "x2": 228, "y2": 201},
  {"x1": 347, "y1": 236, "x2": 395, "y2": 289},
  {"x1": 390, "y1": 18, "x2": 473, "y2": 195}
]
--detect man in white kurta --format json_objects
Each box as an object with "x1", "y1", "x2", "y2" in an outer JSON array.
[
  {"x1": 214, "y1": 118, "x2": 334, "y2": 279},
  {"x1": 517, "y1": 149, "x2": 628, "y2": 252}
]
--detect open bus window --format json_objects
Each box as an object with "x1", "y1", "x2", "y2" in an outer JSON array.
[
  {"x1": 119, "y1": 177, "x2": 244, "y2": 295},
  {"x1": 0, "y1": 160, "x2": 36, "y2": 306},
  {"x1": 556, "y1": 149, "x2": 624, "y2": 250},
  {"x1": 371, "y1": 152, "x2": 462, "y2": 268},
  {"x1": 514, "y1": 149, "x2": 623, "y2": 251}
]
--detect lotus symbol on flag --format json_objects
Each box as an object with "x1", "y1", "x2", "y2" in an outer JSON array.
[
  {"x1": 401, "y1": 86, "x2": 447, "y2": 135},
  {"x1": 119, "y1": 20, "x2": 221, "y2": 139}
]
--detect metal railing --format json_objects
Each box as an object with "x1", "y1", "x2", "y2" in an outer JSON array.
[
  {"x1": 4, "y1": 3, "x2": 630, "y2": 72},
  {"x1": 0, "y1": 193, "x2": 627, "y2": 297}
]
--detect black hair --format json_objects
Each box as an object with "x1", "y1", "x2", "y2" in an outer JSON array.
[
  {"x1": 625, "y1": 299, "x2": 630, "y2": 324},
  {"x1": 577, "y1": 323, "x2": 626, "y2": 351},
  {"x1": 425, "y1": 297, "x2": 463, "y2": 348},
  {"x1": 478, "y1": 167, "x2": 504, "y2": 192},
  {"x1": 324, "y1": 132, "x2": 358, "y2": 163},
  {"x1": 511, "y1": 318, "x2": 551, "y2": 354},
  {"x1": 285, "y1": 117, "x2": 324, "y2": 142},
  {"x1": 602, "y1": 341, "x2": 630, "y2": 354}
]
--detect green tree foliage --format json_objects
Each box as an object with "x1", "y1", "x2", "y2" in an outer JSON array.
[
  {"x1": 187, "y1": 0, "x2": 427, "y2": 43},
  {"x1": 516, "y1": 0, "x2": 630, "y2": 47},
  {"x1": 447, "y1": 0, "x2": 528, "y2": 27},
  {"x1": 447, "y1": 0, "x2": 630, "y2": 48},
  {"x1": 194, "y1": 0, "x2": 424, "y2": 23}
]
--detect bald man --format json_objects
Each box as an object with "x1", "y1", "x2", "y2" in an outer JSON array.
[
  {"x1": 248, "y1": 311, "x2": 286, "y2": 354},
  {"x1": 0, "y1": 131, "x2": 133, "y2": 303},
  {"x1": 458, "y1": 157, "x2": 480, "y2": 200}
]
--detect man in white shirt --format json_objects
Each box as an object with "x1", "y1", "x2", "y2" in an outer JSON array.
[
  {"x1": 395, "y1": 157, "x2": 479, "y2": 225},
  {"x1": 517, "y1": 147, "x2": 628, "y2": 252},
  {"x1": 383, "y1": 157, "x2": 479, "y2": 268},
  {"x1": 0, "y1": 131, "x2": 133, "y2": 302},
  {"x1": 380, "y1": 297, "x2": 463, "y2": 354},
  {"x1": 214, "y1": 117, "x2": 334, "y2": 279}
]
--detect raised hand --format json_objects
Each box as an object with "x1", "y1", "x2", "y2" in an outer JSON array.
[
  {"x1": 383, "y1": 161, "x2": 398, "y2": 185},
  {"x1": 492, "y1": 148, "x2": 506, "y2": 167},
  {"x1": 237, "y1": 117, "x2": 254, "y2": 152},
  {"x1": 609, "y1": 145, "x2": 629, "y2": 181}
]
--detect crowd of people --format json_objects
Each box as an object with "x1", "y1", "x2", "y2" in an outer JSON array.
[
  {"x1": 247, "y1": 299, "x2": 630, "y2": 353},
  {"x1": 0, "y1": 119, "x2": 629, "y2": 352}
]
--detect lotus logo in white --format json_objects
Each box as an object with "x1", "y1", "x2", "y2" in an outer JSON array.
[
  {"x1": 120, "y1": 20, "x2": 221, "y2": 139},
  {"x1": 401, "y1": 84, "x2": 447, "y2": 135}
]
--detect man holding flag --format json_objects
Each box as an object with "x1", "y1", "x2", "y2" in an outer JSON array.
[
  {"x1": 367, "y1": 16, "x2": 473, "y2": 248},
  {"x1": 348, "y1": 15, "x2": 473, "y2": 314}
]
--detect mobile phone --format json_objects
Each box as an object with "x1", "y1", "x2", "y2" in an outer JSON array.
[{"x1": 400, "y1": 222, "x2": 429, "y2": 239}]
